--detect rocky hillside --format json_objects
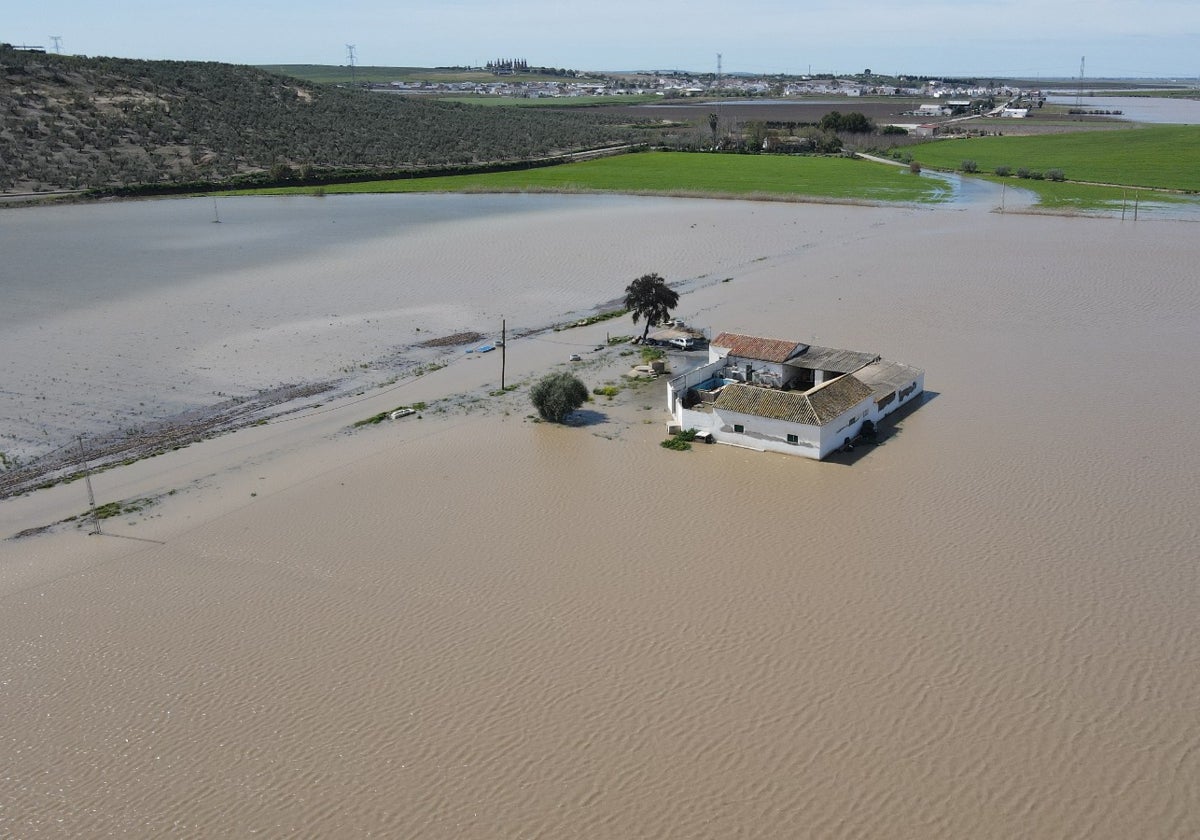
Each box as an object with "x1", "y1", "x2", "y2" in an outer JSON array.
[{"x1": 0, "y1": 45, "x2": 636, "y2": 194}]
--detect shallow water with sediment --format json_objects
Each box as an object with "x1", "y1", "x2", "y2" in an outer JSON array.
[{"x1": 1, "y1": 195, "x2": 1198, "y2": 838}]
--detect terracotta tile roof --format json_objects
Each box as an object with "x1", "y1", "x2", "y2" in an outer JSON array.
[
  {"x1": 711, "y1": 332, "x2": 806, "y2": 363},
  {"x1": 714, "y1": 376, "x2": 873, "y2": 426}
]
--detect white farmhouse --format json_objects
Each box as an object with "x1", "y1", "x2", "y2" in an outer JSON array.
[{"x1": 666, "y1": 332, "x2": 924, "y2": 460}]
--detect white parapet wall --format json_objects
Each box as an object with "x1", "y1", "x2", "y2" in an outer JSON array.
[
  {"x1": 666, "y1": 360, "x2": 725, "y2": 416},
  {"x1": 868, "y1": 370, "x2": 925, "y2": 423}
]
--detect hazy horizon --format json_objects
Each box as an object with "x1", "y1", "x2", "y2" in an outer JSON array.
[{"x1": 6, "y1": 1, "x2": 1199, "y2": 80}]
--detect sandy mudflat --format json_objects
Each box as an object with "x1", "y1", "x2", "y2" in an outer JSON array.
[{"x1": 1, "y1": 196, "x2": 1199, "y2": 838}]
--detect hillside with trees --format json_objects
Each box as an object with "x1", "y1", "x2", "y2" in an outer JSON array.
[{"x1": 0, "y1": 45, "x2": 638, "y2": 195}]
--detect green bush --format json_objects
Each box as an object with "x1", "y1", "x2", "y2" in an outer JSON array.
[
  {"x1": 960, "y1": 159, "x2": 978, "y2": 173},
  {"x1": 1046, "y1": 168, "x2": 1066, "y2": 181},
  {"x1": 660, "y1": 428, "x2": 699, "y2": 450},
  {"x1": 530, "y1": 371, "x2": 589, "y2": 423},
  {"x1": 994, "y1": 164, "x2": 1012, "y2": 176}
]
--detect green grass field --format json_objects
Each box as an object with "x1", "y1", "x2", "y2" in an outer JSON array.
[
  {"x1": 993, "y1": 177, "x2": 1196, "y2": 211},
  {"x1": 1097, "y1": 89, "x2": 1200, "y2": 99},
  {"x1": 231, "y1": 151, "x2": 945, "y2": 203},
  {"x1": 908, "y1": 124, "x2": 1200, "y2": 192}
]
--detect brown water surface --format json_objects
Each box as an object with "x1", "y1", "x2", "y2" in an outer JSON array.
[{"x1": 1, "y1": 198, "x2": 1197, "y2": 838}]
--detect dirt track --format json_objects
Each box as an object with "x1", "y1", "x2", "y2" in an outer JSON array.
[{"x1": 0, "y1": 382, "x2": 336, "y2": 502}]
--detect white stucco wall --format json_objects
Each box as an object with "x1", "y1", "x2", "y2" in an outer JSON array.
[
  {"x1": 669, "y1": 360, "x2": 925, "y2": 461},
  {"x1": 818, "y1": 398, "x2": 874, "y2": 459},
  {"x1": 666, "y1": 360, "x2": 725, "y2": 415},
  {"x1": 868, "y1": 372, "x2": 925, "y2": 423},
  {"x1": 709, "y1": 392, "x2": 875, "y2": 460},
  {"x1": 722, "y1": 357, "x2": 790, "y2": 388},
  {"x1": 710, "y1": 408, "x2": 822, "y2": 458}
]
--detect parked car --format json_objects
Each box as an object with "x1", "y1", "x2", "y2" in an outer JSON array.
[
  {"x1": 569, "y1": 353, "x2": 582, "y2": 361},
  {"x1": 668, "y1": 336, "x2": 696, "y2": 350}
]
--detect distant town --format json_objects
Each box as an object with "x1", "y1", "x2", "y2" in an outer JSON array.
[{"x1": 376, "y1": 66, "x2": 1039, "y2": 103}]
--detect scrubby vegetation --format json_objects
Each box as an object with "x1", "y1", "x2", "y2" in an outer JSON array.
[
  {"x1": 0, "y1": 45, "x2": 638, "y2": 193},
  {"x1": 91, "y1": 497, "x2": 154, "y2": 520},
  {"x1": 661, "y1": 428, "x2": 699, "y2": 451},
  {"x1": 530, "y1": 372, "x2": 588, "y2": 423}
]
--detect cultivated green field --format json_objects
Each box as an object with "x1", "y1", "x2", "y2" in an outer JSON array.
[
  {"x1": 909, "y1": 125, "x2": 1200, "y2": 192},
  {"x1": 231, "y1": 151, "x2": 945, "y2": 203},
  {"x1": 992, "y1": 178, "x2": 1197, "y2": 211},
  {"x1": 1097, "y1": 89, "x2": 1200, "y2": 99}
]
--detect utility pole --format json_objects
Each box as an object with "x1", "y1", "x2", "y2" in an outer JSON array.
[
  {"x1": 78, "y1": 436, "x2": 102, "y2": 536},
  {"x1": 715, "y1": 53, "x2": 724, "y2": 144},
  {"x1": 500, "y1": 319, "x2": 506, "y2": 390},
  {"x1": 50, "y1": 36, "x2": 62, "y2": 54},
  {"x1": 346, "y1": 44, "x2": 357, "y2": 87}
]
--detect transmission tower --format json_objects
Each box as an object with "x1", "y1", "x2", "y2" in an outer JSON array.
[
  {"x1": 716, "y1": 53, "x2": 722, "y2": 92},
  {"x1": 50, "y1": 36, "x2": 62, "y2": 54},
  {"x1": 346, "y1": 44, "x2": 357, "y2": 86},
  {"x1": 1076, "y1": 56, "x2": 1085, "y2": 107}
]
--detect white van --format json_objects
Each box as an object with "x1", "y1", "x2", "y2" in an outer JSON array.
[{"x1": 668, "y1": 336, "x2": 695, "y2": 350}]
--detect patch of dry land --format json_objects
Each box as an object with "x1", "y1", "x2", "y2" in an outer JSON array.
[{"x1": 1, "y1": 195, "x2": 1198, "y2": 838}]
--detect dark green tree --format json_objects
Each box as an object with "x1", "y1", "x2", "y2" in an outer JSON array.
[
  {"x1": 839, "y1": 111, "x2": 875, "y2": 133},
  {"x1": 624, "y1": 272, "x2": 680, "y2": 342},
  {"x1": 744, "y1": 120, "x2": 768, "y2": 152},
  {"x1": 819, "y1": 110, "x2": 843, "y2": 132},
  {"x1": 530, "y1": 372, "x2": 589, "y2": 423},
  {"x1": 819, "y1": 111, "x2": 873, "y2": 133}
]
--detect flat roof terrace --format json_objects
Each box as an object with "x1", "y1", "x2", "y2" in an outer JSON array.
[{"x1": 852, "y1": 359, "x2": 926, "y2": 400}]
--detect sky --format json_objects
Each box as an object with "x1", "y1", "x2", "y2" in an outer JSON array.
[{"x1": 6, "y1": 1, "x2": 1199, "y2": 79}]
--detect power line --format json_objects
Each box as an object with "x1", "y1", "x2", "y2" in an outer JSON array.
[{"x1": 77, "y1": 436, "x2": 102, "y2": 535}]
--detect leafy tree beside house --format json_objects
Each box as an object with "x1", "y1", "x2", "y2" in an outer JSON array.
[{"x1": 624, "y1": 273, "x2": 680, "y2": 343}]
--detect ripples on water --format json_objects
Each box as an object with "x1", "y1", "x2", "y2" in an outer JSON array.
[{"x1": 2, "y1": 197, "x2": 1198, "y2": 838}]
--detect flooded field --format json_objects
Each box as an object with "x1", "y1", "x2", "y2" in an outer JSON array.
[{"x1": 2, "y1": 195, "x2": 1198, "y2": 838}]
